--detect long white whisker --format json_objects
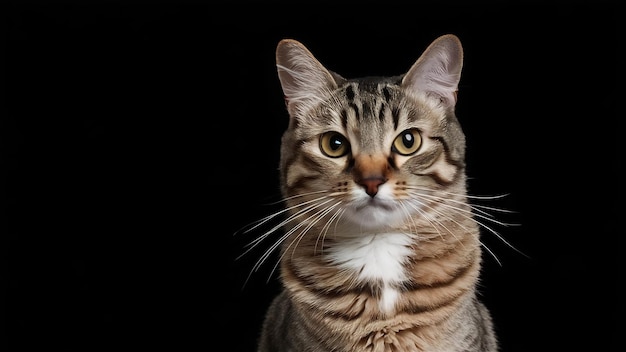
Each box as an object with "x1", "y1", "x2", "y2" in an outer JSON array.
[
  {"x1": 393, "y1": 200, "x2": 419, "y2": 235},
  {"x1": 408, "y1": 189, "x2": 526, "y2": 260},
  {"x1": 409, "y1": 190, "x2": 516, "y2": 227},
  {"x1": 315, "y1": 202, "x2": 344, "y2": 255},
  {"x1": 409, "y1": 185, "x2": 510, "y2": 200},
  {"x1": 408, "y1": 195, "x2": 502, "y2": 266},
  {"x1": 240, "y1": 197, "x2": 335, "y2": 288},
  {"x1": 291, "y1": 202, "x2": 341, "y2": 260},
  {"x1": 403, "y1": 198, "x2": 458, "y2": 242},
  {"x1": 236, "y1": 195, "x2": 335, "y2": 262},
  {"x1": 281, "y1": 189, "x2": 331, "y2": 202},
  {"x1": 480, "y1": 242, "x2": 503, "y2": 265},
  {"x1": 268, "y1": 201, "x2": 340, "y2": 283},
  {"x1": 251, "y1": 198, "x2": 335, "y2": 269},
  {"x1": 236, "y1": 194, "x2": 331, "y2": 237}
]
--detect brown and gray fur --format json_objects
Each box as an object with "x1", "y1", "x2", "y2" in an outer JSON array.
[{"x1": 255, "y1": 34, "x2": 498, "y2": 352}]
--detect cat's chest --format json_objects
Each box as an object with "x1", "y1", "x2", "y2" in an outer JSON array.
[
  {"x1": 326, "y1": 232, "x2": 414, "y2": 311},
  {"x1": 327, "y1": 232, "x2": 413, "y2": 281}
]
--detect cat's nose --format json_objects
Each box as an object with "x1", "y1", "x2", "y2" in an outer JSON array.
[
  {"x1": 357, "y1": 177, "x2": 386, "y2": 197},
  {"x1": 353, "y1": 154, "x2": 390, "y2": 197}
]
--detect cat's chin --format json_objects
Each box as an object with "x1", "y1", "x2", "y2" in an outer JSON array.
[{"x1": 342, "y1": 199, "x2": 406, "y2": 231}]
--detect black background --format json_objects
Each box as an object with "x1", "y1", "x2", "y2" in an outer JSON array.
[{"x1": 5, "y1": 1, "x2": 620, "y2": 351}]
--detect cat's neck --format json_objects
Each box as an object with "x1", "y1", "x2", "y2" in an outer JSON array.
[{"x1": 279, "y1": 218, "x2": 482, "y2": 317}]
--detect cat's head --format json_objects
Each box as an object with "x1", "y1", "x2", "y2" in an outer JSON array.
[{"x1": 275, "y1": 35, "x2": 467, "y2": 231}]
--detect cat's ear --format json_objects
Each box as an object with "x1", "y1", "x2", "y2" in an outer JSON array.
[
  {"x1": 402, "y1": 34, "x2": 463, "y2": 108},
  {"x1": 276, "y1": 39, "x2": 339, "y2": 117}
]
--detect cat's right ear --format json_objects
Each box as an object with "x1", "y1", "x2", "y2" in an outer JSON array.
[{"x1": 276, "y1": 39, "x2": 338, "y2": 118}]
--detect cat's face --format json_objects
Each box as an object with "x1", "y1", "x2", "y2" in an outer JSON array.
[
  {"x1": 279, "y1": 81, "x2": 465, "y2": 231},
  {"x1": 276, "y1": 36, "x2": 467, "y2": 234}
]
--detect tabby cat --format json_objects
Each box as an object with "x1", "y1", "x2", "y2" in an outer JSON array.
[{"x1": 253, "y1": 34, "x2": 498, "y2": 352}]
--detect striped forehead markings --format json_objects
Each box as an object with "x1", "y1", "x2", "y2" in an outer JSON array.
[
  {"x1": 380, "y1": 85, "x2": 400, "y2": 129},
  {"x1": 341, "y1": 84, "x2": 358, "y2": 125},
  {"x1": 382, "y1": 86, "x2": 392, "y2": 103},
  {"x1": 340, "y1": 109, "x2": 348, "y2": 130},
  {"x1": 340, "y1": 82, "x2": 402, "y2": 130},
  {"x1": 346, "y1": 85, "x2": 355, "y2": 100},
  {"x1": 378, "y1": 103, "x2": 386, "y2": 121},
  {"x1": 391, "y1": 106, "x2": 400, "y2": 130},
  {"x1": 343, "y1": 83, "x2": 378, "y2": 121}
]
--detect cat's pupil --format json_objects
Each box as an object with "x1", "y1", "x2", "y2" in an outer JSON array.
[
  {"x1": 330, "y1": 136, "x2": 343, "y2": 150},
  {"x1": 402, "y1": 133, "x2": 414, "y2": 148}
]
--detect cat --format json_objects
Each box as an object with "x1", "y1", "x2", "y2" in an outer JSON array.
[{"x1": 251, "y1": 34, "x2": 499, "y2": 352}]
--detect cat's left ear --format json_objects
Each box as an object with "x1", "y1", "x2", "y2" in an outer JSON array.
[{"x1": 402, "y1": 34, "x2": 463, "y2": 108}]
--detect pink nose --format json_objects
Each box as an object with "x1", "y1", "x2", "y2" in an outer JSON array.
[{"x1": 357, "y1": 177, "x2": 386, "y2": 197}]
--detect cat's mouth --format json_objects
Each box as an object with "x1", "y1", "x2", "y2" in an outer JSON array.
[
  {"x1": 355, "y1": 198, "x2": 394, "y2": 212},
  {"x1": 345, "y1": 198, "x2": 404, "y2": 230}
]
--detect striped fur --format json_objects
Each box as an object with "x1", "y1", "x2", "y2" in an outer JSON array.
[{"x1": 257, "y1": 34, "x2": 498, "y2": 352}]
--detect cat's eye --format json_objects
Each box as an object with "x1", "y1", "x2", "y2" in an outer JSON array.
[
  {"x1": 319, "y1": 131, "x2": 350, "y2": 158},
  {"x1": 392, "y1": 128, "x2": 422, "y2": 156}
]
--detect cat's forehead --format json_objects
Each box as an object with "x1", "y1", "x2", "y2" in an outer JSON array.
[
  {"x1": 295, "y1": 73, "x2": 446, "y2": 145},
  {"x1": 314, "y1": 78, "x2": 435, "y2": 128},
  {"x1": 340, "y1": 75, "x2": 404, "y2": 94},
  {"x1": 344, "y1": 75, "x2": 404, "y2": 86}
]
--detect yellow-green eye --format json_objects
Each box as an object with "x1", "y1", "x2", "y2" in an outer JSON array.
[
  {"x1": 319, "y1": 131, "x2": 350, "y2": 158},
  {"x1": 392, "y1": 128, "x2": 422, "y2": 155}
]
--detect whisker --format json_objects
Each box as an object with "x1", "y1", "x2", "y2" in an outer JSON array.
[
  {"x1": 240, "y1": 197, "x2": 335, "y2": 288},
  {"x1": 409, "y1": 185, "x2": 518, "y2": 213},
  {"x1": 268, "y1": 202, "x2": 340, "y2": 283},
  {"x1": 402, "y1": 198, "x2": 459, "y2": 243},
  {"x1": 480, "y1": 242, "x2": 502, "y2": 266},
  {"x1": 282, "y1": 189, "x2": 331, "y2": 202},
  {"x1": 394, "y1": 201, "x2": 419, "y2": 235},
  {"x1": 235, "y1": 197, "x2": 329, "y2": 261},
  {"x1": 407, "y1": 189, "x2": 527, "y2": 261},
  {"x1": 315, "y1": 203, "x2": 344, "y2": 255},
  {"x1": 408, "y1": 188, "x2": 518, "y2": 226},
  {"x1": 250, "y1": 198, "x2": 335, "y2": 267},
  {"x1": 407, "y1": 194, "x2": 503, "y2": 265},
  {"x1": 290, "y1": 202, "x2": 341, "y2": 260},
  {"x1": 409, "y1": 185, "x2": 508, "y2": 199},
  {"x1": 234, "y1": 193, "x2": 331, "y2": 237}
]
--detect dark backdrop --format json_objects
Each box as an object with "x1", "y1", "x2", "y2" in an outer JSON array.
[{"x1": 5, "y1": 1, "x2": 620, "y2": 351}]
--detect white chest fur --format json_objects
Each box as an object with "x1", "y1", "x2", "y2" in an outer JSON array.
[{"x1": 327, "y1": 232, "x2": 413, "y2": 313}]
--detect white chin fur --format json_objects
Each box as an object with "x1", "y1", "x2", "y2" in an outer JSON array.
[{"x1": 342, "y1": 187, "x2": 406, "y2": 230}]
